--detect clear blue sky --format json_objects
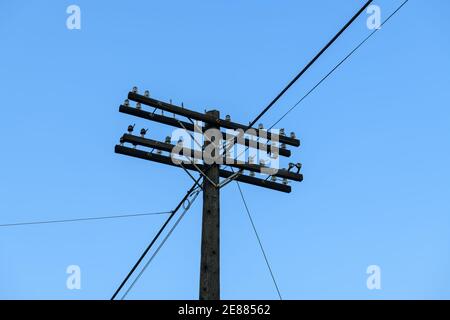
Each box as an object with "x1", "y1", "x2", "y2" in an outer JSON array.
[{"x1": 1, "y1": 0, "x2": 449, "y2": 300}]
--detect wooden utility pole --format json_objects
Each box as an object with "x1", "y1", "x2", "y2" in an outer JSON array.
[
  {"x1": 199, "y1": 110, "x2": 220, "y2": 300},
  {"x1": 115, "y1": 88, "x2": 303, "y2": 300}
]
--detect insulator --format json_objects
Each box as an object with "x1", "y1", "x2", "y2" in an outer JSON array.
[
  {"x1": 249, "y1": 171, "x2": 255, "y2": 177},
  {"x1": 258, "y1": 123, "x2": 264, "y2": 130},
  {"x1": 136, "y1": 102, "x2": 142, "y2": 110},
  {"x1": 144, "y1": 90, "x2": 150, "y2": 98},
  {"x1": 140, "y1": 128, "x2": 148, "y2": 137},
  {"x1": 165, "y1": 136, "x2": 171, "y2": 144},
  {"x1": 127, "y1": 124, "x2": 135, "y2": 134},
  {"x1": 124, "y1": 99, "x2": 130, "y2": 107},
  {"x1": 280, "y1": 128, "x2": 285, "y2": 136},
  {"x1": 270, "y1": 152, "x2": 279, "y2": 160},
  {"x1": 282, "y1": 178, "x2": 289, "y2": 185},
  {"x1": 132, "y1": 86, "x2": 138, "y2": 94},
  {"x1": 290, "y1": 132, "x2": 296, "y2": 139},
  {"x1": 271, "y1": 176, "x2": 277, "y2": 182},
  {"x1": 281, "y1": 143, "x2": 286, "y2": 149},
  {"x1": 225, "y1": 115, "x2": 231, "y2": 121}
]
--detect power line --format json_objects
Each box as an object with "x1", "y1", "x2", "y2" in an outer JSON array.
[
  {"x1": 0, "y1": 211, "x2": 171, "y2": 228},
  {"x1": 235, "y1": 179, "x2": 282, "y2": 300},
  {"x1": 270, "y1": 0, "x2": 410, "y2": 129},
  {"x1": 110, "y1": 0, "x2": 399, "y2": 300},
  {"x1": 248, "y1": 0, "x2": 374, "y2": 129},
  {"x1": 120, "y1": 187, "x2": 201, "y2": 299},
  {"x1": 111, "y1": 177, "x2": 202, "y2": 300},
  {"x1": 221, "y1": 0, "x2": 409, "y2": 187},
  {"x1": 219, "y1": 0, "x2": 374, "y2": 187},
  {"x1": 230, "y1": 0, "x2": 409, "y2": 300}
]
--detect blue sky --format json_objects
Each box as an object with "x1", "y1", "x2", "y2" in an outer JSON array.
[{"x1": 1, "y1": 0, "x2": 449, "y2": 300}]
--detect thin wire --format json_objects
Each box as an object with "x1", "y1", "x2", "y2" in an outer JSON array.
[
  {"x1": 180, "y1": 162, "x2": 204, "y2": 190},
  {"x1": 220, "y1": 0, "x2": 409, "y2": 187},
  {"x1": 121, "y1": 188, "x2": 201, "y2": 299},
  {"x1": 270, "y1": 0, "x2": 410, "y2": 129},
  {"x1": 229, "y1": 0, "x2": 409, "y2": 300},
  {"x1": 214, "y1": 1, "x2": 373, "y2": 186},
  {"x1": 248, "y1": 0, "x2": 373, "y2": 129},
  {"x1": 0, "y1": 211, "x2": 171, "y2": 228},
  {"x1": 235, "y1": 179, "x2": 282, "y2": 300},
  {"x1": 111, "y1": 177, "x2": 202, "y2": 300},
  {"x1": 110, "y1": 0, "x2": 408, "y2": 301}
]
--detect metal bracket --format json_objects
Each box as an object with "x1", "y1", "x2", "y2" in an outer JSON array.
[
  {"x1": 191, "y1": 161, "x2": 220, "y2": 188},
  {"x1": 180, "y1": 163, "x2": 204, "y2": 191},
  {"x1": 178, "y1": 156, "x2": 219, "y2": 188},
  {"x1": 218, "y1": 169, "x2": 244, "y2": 189}
]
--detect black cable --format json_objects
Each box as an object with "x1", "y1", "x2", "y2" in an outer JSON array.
[
  {"x1": 120, "y1": 188, "x2": 201, "y2": 299},
  {"x1": 111, "y1": 176, "x2": 202, "y2": 300},
  {"x1": 248, "y1": 0, "x2": 373, "y2": 129},
  {"x1": 220, "y1": 0, "x2": 374, "y2": 181},
  {"x1": 0, "y1": 211, "x2": 171, "y2": 228},
  {"x1": 228, "y1": 0, "x2": 408, "y2": 300},
  {"x1": 270, "y1": 0, "x2": 410, "y2": 129},
  {"x1": 109, "y1": 0, "x2": 408, "y2": 300},
  {"x1": 223, "y1": 0, "x2": 409, "y2": 185},
  {"x1": 235, "y1": 177, "x2": 282, "y2": 300}
]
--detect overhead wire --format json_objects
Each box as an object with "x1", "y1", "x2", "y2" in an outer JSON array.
[
  {"x1": 222, "y1": 0, "x2": 409, "y2": 186},
  {"x1": 227, "y1": 0, "x2": 410, "y2": 299},
  {"x1": 110, "y1": 0, "x2": 410, "y2": 299},
  {"x1": 270, "y1": 0, "x2": 410, "y2": 129},
  {"x1": 235, "y1": 178, "x2": 282, "y2": 300},
  {"x1": 219, "y1": 0, "x2": 374, "y2": 186},
  {"x1": 120, "y1": 187, "x2": 202, "y2": 299},
  {"x1": 248, "y1": 0, "x2": 374, "y2": 129},
  {"x1": 111, "y1": 177, "x2": 203, "y2": 300},
  {"x1": 0, "y1": 211, "x2": 171, "y2": 228}
]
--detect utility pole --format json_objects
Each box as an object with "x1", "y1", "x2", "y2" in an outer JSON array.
[
  {"x1": 199, "y1": 110, "x2": 220, "y2": 300},
  {"x1": 115, "y1": 87, "x2": 303, "y2": 300}
]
